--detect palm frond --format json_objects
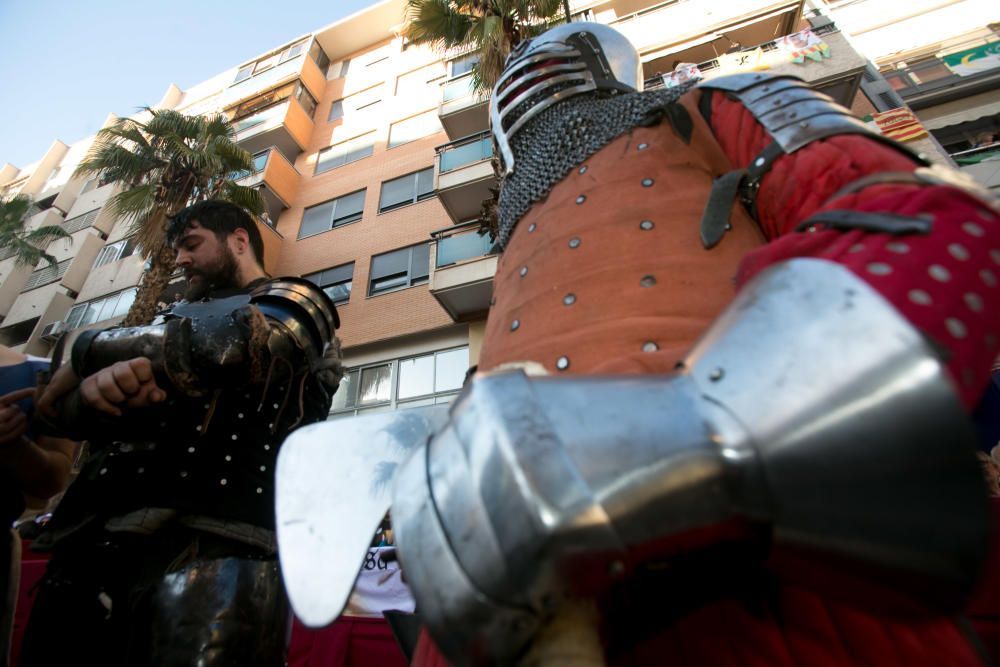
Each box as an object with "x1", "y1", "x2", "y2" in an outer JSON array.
[
  {"x1": 405, "y1": 0, "x2": 474, "y2": 47},
  {"x1": 24, "y1": 224, "x2": 72, "y2": 248},
  {"x1": 219, "y1": 182, "x2": 267, "y2": 218}
]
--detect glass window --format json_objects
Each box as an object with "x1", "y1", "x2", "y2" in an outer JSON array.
[
  {"x1": 65, "y1": 303, "x2": 86, "y2": 329},
  {"x1": 339, "y1": 59, "x2": 351, "y2": 78},
  {"x1": 388, "y1": 110, "x2": 442, "y2": 148},
  {"x1": 369, "y1": 244, "x2": 429, "y2": 296},
  {"x1": 330, "y1": 369, "x2": 359, "y2": 412},
  {"x1": 359, "y1": 364, "x2": 392, "y2": 405},
  {"x1": 315, "y1": 134, "x2": 375, "y2": 175},
  {"x1": 112, "y1": 288, "x2": 137, "y2": 318},
  {"x1": 254, "y1": 53, "x2": 280, "y2": 74},
  {"x1": 435, "y1": 347, "x2": 468, "y2": 392},
  {"x1": 346, "y1": 85, "x2": 384, "y2": 113},
  {"x1": 331, "y1": 347, "x2": 469, "y2": 416},
  {"x1": 233, "y1": 64, "x2": 254, "y2": 84},
  {"x1": 298, "y1": 189, "x2": 366, "y2": 238},
  {"x1": 303, "y1": 263, "x2": 354, "y2": 305},
  {"x1": 395, "y1": 62, "x2": 447, "y2": 97},
  {"x1": 377, "y1": 168, "x2": 434, "y2": 213},
  {"x1": 398, "y1": 355, "x2": 435, "y2": 399},
  {"x1": 280, "y1": 40, "x2": 308, "y2": 63},
  {"x1": 450, "y1": 54, "x2": 479, "y2": 77},
  {"x1": 328, "y1": 99, "x2": 344, "y2": 122},
  {"x1": 295, "y1": 83, "x2": 317, "y2": 117}
]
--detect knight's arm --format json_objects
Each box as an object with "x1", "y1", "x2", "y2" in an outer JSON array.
[
  {"x1": 42, "y1": 278, "x2": 340, "y2": 437},
  {"x1": 389, "y1": 76, "x2": 1000, "y2": 664},
  {"x1": 692, "y1": 74, "x2": 1000, "y2": 408}
]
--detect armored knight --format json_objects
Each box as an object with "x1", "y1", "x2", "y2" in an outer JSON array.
[
  {"x1": 19, "y1": 200, "x2": 342, "y2": 666},
  {"x1": 275, "y1": 22, "x2": 1000, "y2": 667}
]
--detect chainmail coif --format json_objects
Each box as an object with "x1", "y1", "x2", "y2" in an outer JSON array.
[{"x1": 497, "y1": 81, "x2": 697, "y2": 248}]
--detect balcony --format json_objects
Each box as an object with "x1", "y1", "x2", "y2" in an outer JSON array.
[
  {"x1": 233, "y1": 98, "x2": 313, "y2": 162},
  {"x1": 952, "y1": 143, "x2": 1000, "y2": 193},
  {"x1": 236, "y1": 147, "x2": 300, "y2": 226},
  {"x1": 429, "y1": 221, "x2": 499, "y2": 321},
  {"x1": 435, "y1": 131, "x2": 496, "y2": 224},
  {"x1": 439, "y1": 73, "x2": 490, "y2": 140},
  {"x1": 608, "y1": 0, "x2": 802, "y2": 60},
  {"x1": 644, "y1": 26, "x2": 865, "y2": 107},
  {"x1": 223, "y1": 48, "x2": 325, "y2": 109},
  {"x1": 882, "y1": 45, "x2": 1000, "y2": 111}
]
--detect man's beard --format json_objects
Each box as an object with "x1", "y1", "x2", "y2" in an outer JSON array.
[{"x1": 184, "y1": 247, "x2": 240, "y2": 300}]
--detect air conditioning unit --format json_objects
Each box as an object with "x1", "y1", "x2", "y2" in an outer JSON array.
[{"x1": 39, "y1": 320, "x2": 68, "y2": 343}]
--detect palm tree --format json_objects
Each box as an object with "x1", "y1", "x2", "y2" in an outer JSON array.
[
  {"x1": 404, "y1": 0, "x2": 568, "y2": 96},
  {"x1": 75, "y1": 108, "x2": 265, "y2": 326},
  {"x1": 0, "y1": 194, "x2": 71, "y2": 269}
]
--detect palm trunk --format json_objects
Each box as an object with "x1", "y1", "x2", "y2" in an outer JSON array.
[
  {"x1": 120, "y1": 188, "x2": 193, "y2": 327},
  {"x1": 121, "y1": 242, "x2": 177, "y2": 327}
]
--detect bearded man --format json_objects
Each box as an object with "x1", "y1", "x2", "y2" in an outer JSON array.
[{"x1": 19, "y1": 200, "x2": 342, "y2": 666}]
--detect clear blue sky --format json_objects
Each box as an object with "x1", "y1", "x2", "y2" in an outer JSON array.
[{"x1": 0, "y1": 0, "x2": 378, "y2": 169}]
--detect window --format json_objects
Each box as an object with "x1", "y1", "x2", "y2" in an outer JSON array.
[
  {"x1": 315, "y1": 134, "x2": 375, "y2": 175},
  {"x1": 295, "y1": 82, "x2": 317, "y2": 117},
  {"x1": 298, "y1": 190, "x2": 366, "y2": 238},
  {"x1": 388, "y1": 110, "x2": 442, "y2": 148},
  {"x1": 330, "y1": 346, "x2": 469, "y2": 416},
  {"x1": 395, "y1": 62, "x2": 446, "y2": 97},
  {"x1": 303, "y1": 263, "x2": 354, "y2": 305},
  {"x1": 279, "y1": 40, "x2": 308, "y2": 63},
  {"x1": 367, "y1": 56, "x2": 390, "y2": 69},
  {"x1": 328, "y1": 99, "x2": 344, "y2": 122},
  {"x1": 309, "y1": 42, "x2": 331, "y2": 76},
  {"x1": 378, "y1": 169, "x2": 434, "y2": 213},
  {"x1": 337, "y1": 59, "x2": 351, "y2": 78},
  {"x1": 93, "y1": 236, "x2": 140, "y2": 269},
  {"x1": 234, "y1": 64, "x2": 254, "y2": 84},
  {"x1": 449, "y1": 54, "x2": 479, "y2": 77},
  {"x1": 347, "y1": 84, "x2": 383, "y2": 112},
  {"x1": 254, "y1": 53, "x2": 280, "y2": 74},
  {"x1": 368, "y1": 244, "x2": 430, "y2": 296},
  {"x1": 64, "y1": 288, "x2": 138, "y2": 330}
]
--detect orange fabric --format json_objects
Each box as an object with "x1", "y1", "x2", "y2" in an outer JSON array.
[{"x1": 479, "y1": 91, "x2": 764, "y2": 374}]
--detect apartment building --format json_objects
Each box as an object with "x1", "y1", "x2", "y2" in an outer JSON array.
[{"x1": 1, "y1": 0, "x2": 995, "y2": 418}]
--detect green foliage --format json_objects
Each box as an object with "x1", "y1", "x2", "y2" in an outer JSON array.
[
  {"x1": 74, "y1": 108, "x2": 267, "y2": 325},
  {"x1": 404, "y1": 0, "x2": 566, "y2": 94},
  {"x1": 0, "y1": 194, "x2": 71, "y2": 269}
]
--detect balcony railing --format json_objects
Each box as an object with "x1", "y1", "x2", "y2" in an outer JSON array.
[
  {"x1": 437, "y1": 131, "x2": 493, "y2": 173},
  {"x1": 432, "y1": 221, "x2": 497, "y2": 267},
  {"x1": 952, "y1": 142, "x2": 1000, "y2": 166},
  {"x1": 643, "y1": 22, "x2": 840, "y2": 90},
  {"x1": 882, "y1": 38, "x2": 1000, "y2": 102}
]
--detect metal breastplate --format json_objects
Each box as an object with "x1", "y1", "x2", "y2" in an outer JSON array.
[{"x1": 497, "y1": 82, "x2": 696, "y2": 247}]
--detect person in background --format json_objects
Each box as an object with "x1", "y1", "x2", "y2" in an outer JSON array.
[
  {"x1": 19, "y1": 200, "x2": 342, "y2": 667},
  {"x1": 0, "y1": 345, "x2": 76, "y2": 667}
]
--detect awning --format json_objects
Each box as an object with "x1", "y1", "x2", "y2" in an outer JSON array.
[{"x1": 919, "y1": 92, "x2": 1000, "y2": 131}]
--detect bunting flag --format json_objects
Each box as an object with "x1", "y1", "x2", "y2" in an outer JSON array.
[
  {"x1": 717, "y1": 48, "x2": 767, "y2": 74},
  {"x1": 662, "y1": 64, "x2": 702, "y2": 88},
  {"x1": 777, "y1": 29, "x2": 831, "y2": 64},
  {"x1": 863, "y1": 107, "x2": 928, "y2": 142},
  {"x1": 942, "y1": 43, "x2": 1000, "y2": 77}
]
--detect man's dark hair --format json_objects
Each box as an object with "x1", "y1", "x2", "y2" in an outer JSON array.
[{"x1": 166, "y1": 200, "x2": 265, "y2": 266}]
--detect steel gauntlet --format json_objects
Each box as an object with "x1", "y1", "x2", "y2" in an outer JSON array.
[{"x1": 390, "y1": 259, "x2": 990, "y2": 665}]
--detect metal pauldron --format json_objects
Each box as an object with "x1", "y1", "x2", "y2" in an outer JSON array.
[
  {"x1": 391, "y1": 259, "x2": 989, "y2": 666},
  {"x1": 698, "y1": 72, "x2": 924, "y2": 160}
]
